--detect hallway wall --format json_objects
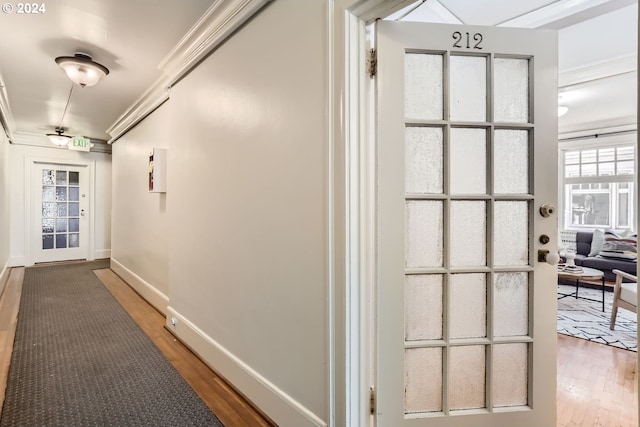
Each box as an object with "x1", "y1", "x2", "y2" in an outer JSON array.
[
  {"x1": 110, "y1": 0, "x2": 330, "y2": 425},
  {"x1": 110, "y1": 102, "x2": 170, "y2": 313},
  {"x1": 0, "y1": 133, "x2": 10, "y2": 294}
]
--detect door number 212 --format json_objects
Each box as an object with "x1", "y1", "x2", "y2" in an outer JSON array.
[{"x1": 452, "y1": 31, "x2": 483, "y2": 49}]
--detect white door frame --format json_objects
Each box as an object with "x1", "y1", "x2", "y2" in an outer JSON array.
[
  {"x1": 25, "y1": 156, "x2": 96, "y2": 266},
  {"x1": 330, "y1": 1, "x2": 419, "y2": 426}
]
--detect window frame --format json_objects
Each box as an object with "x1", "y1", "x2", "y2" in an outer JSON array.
[{"x1": 559, "y1": 133, "x2": 637, "y2": 232}]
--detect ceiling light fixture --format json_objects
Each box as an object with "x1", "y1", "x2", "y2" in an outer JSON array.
[
  {"x1": 46, "y1": 127, "x2": 72, "y2": 146},
  {"x1": 55, "y1": 53, "x2": 109, "y2": 88}
]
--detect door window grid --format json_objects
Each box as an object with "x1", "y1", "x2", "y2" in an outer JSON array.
[
  {"x1": 42, "y1": 169, "x2": 80, "y2": 250},
  {"x1": 403, "y1": 51, "x2": 533, "y2": 416}
]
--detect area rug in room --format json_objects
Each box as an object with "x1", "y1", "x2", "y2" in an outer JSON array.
[{"x1": 557, "y1": 284, "x2": 637, "y2": 352}]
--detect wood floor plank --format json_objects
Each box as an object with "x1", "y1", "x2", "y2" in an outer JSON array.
[
  {"x1": 0, "y1": 267, "x2": 23, "y2": 418},
  {"x1": 94, "y1": 268, "x2": 275, "y2": 427}
]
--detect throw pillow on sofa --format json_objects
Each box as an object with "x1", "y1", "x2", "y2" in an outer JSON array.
[
  {"x1": 599, "y1": 230, "x2": 637, "y2": 261},
  {"x1": 588, "y1": 229, "x2": 605, "y2": 256}
]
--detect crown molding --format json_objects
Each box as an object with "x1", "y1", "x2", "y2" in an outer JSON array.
[
  {"x1": 106, "y1": 78, "x2": 170, "y2": 144},
  {"x1": 559, "y1": 53, "x2": 637, "y2": 87},
  {"x1": 0, "y1": 71, "x2": 15, "y2": 142},
  {"x1": 107, "y1": 0, "x2": 272, "y2": 143}
]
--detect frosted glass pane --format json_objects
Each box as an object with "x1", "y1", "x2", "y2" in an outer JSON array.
[
  {"x1": 56, "y1": 187, "x2": 67, "y2": 201},
  {"x1": 42, "y1": 219, "x2": 54, "y2": 234},
  {"x1": 56, "y1": 219, "x2": 67, "y2": 233},
  {"x1": 69, "y1": 171, "x2": 79, "y2": 185},
  {"x1": 56, "y1": 234, "x2": 67, "y2": 249},
  {"x1": 69, "y1": 218, "x2": 79, "y2": 233},
  {"x1": 42, "y1": 187, "x2": 54, "y2": 202},
  {"x1": 494, "y1": 202, "x2": 529, "y2": 266},
  {"x1": 450, "y1": 274, "x2": 486, "y2": 339},
  {"x1": 494, "y1": 58, "x2": 529, "y2": 123},
  {"x1": 450, "y1": 201, "x2": 486, "y2": 267},
  {"x1": 69, "y1": 203, "x2": 79, "y2": 217},
  {"x1": 493, "y1": 344, "x2": 528, "y2": 407},
  {"x1": 450, "y1": 345, "x2": 486, "y2": 410},
  {"x1": 494, "y1": 273, "x2": 529, "y2": 337},
  {"x1": 406, "y1": 201, "x2": 443, "y2": 268},
  {"x1": 405, "y1": 127, "x2": 443, "y2": 194},
  {"x1": 42, "y1": 234, "x2": 53, "y2": 250},
  {"x1": 494, "y1": 130, "x2": 529, "y2": 194},
  {"x1": 450, "y1": 56, "x2": 486, "y2": 122},
  {"x1": 42, "y1": 203, "x2": 55, "y2": 218},
  {"x1": 42, "y1": 170, "x2": 54, "y2": 185},
  {"x1": 56, "y1": 170, "x2": 67, "y2": 185},
  {"x1": 57, "y1": 203, "x2": 67, "y2": 217},
  {"x1": 405, "y1": 275, "x2": 443, "y2": 340},
  {"x1": 450, "y1": 128, "x2": 486, "y2": 194},
  {"x1": 69, "y1": 187, "x2": 80, "y2": 202},
  {"x1": 69, "y1": 233, "x2": 79, "y2": 248},
  {"x1": 405, "y1": 347, "x2": 443, "y2": 413},
  {"x1": 405, "y1": 53, "x2": 443, "y2": 120}
]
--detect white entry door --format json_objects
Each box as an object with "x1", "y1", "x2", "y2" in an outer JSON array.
[
  {"x1": 375, "y1": 21, "x2": 558, "y2": 426},
  {"x1": 32, "y1": 163, "x2": 89, "y2": 263}
]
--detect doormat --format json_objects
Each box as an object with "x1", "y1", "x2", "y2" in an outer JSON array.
[{"x1": 557, "y1": 284, "x2": 637, "y2": 352}]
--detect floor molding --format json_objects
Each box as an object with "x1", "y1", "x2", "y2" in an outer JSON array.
[
  {"x1": 167, "y1": 306, "x2": 327, "y2": 427},
  {"x1": 110, "y1": 258, "x2": 169, "y2": 316}
]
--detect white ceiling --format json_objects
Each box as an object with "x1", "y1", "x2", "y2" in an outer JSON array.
[
  {"x1": 0, "y1": 0, "x2": 637, "y2": 147},
  {"x1": 389, "y1": 0, "x2": 638, "y2": 135},
  {"x1": 0, "y1": 0, "x2": 213, "y2": 144}
]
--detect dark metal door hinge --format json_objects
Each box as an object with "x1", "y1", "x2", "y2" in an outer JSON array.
[
  {"x1": 368, "y1": 49, "x2": 377, "y2": 78},
  {"x1": 370, "y1": 386, "x2": 376, "y2": 415}
]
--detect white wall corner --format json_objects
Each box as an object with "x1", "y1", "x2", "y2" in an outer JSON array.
[
  {"x1": 166, "y1": 307, "x2": 328, "y2": 427},
  {"x1": 110, "y1": 258, "x2": 169, "y2": 316},
  {"x1": 107, "y1": 0, "x2": 271, "y2": 144}
]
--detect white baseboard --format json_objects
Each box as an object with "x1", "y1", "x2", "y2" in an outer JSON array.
[
  {"x1": 110, "y1": 258, "x2": 169, "y2": 316},
  {"x1": 166, "y1": 307, "x2": 327, "y2": 427},
  {"x1": 10, "y1": 256, "x2": 25, "y2": 267},
  {"x1": 95, "y1": 249, "x2": 111, "y2": 260},
  {"x1": 0, "y1": 260, "x2": 10, "y2": 298}
]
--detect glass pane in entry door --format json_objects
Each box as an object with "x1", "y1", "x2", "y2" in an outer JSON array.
[{"x1": 42, "y1": 168, "x2": 80, "y2": 250}]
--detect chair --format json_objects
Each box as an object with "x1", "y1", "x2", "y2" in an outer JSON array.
[{"x1": 609, "y1": 269, "x2": 637, "y2": 330}]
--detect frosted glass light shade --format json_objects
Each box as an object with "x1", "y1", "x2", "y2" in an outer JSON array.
[
  {"x1": 46, "y1": 128, "x2": 71, "y2": 146},
  {"x1": 55, "y1": 54, "x2": 109, "y2": 87}
]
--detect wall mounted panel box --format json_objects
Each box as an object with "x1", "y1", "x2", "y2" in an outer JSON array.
[{"x1": 148, "y1": 148, "x2": 167, "y2": 193}]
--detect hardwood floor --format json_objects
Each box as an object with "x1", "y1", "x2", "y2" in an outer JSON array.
[
  {"x1": 0, "y1": 265, "x2": 637, "y2": 426},
  {"x1": 557, "y1": 333, "x2": 637, "y2": 427}
]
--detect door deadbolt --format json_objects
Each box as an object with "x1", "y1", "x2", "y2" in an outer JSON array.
[{"x1": 539, "y1": 204, "x2": 556, "y2": 218}]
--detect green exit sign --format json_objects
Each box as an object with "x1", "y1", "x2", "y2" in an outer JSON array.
[{"x1": 69, "y1": 136, "x2": 92, "y2": 152}]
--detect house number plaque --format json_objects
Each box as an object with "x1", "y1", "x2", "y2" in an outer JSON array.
[{"x1": 452, "y1": 31, "x2": 484, "y2": 49}]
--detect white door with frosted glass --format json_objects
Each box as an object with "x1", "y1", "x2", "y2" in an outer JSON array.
[
  {"x1": 33, "y1": 163, "x2": 88, "y2": 263},
  {"x1": 375, "y1": 21, "x2": 558, "y2": 427}
]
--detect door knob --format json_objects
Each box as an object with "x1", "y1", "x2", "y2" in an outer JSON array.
[{"x1": 538, "y1": 249, "x2": 560, "y2": 265}]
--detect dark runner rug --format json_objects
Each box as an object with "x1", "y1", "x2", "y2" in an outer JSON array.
[{"x1": 0, "y1": 260, "x2": 223, "y2": 427}]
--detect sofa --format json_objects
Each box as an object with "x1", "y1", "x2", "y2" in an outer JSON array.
[{"x1": 569, "y1": 231, "x2": 637, "y2": 282}]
